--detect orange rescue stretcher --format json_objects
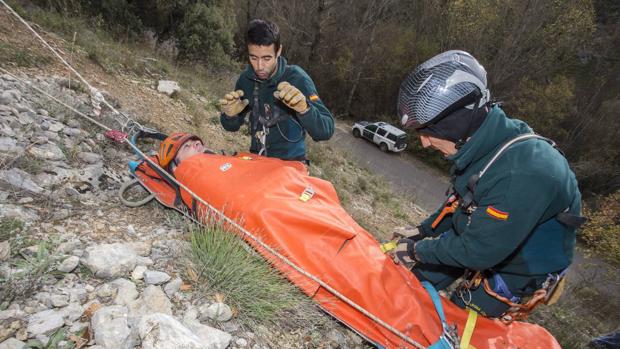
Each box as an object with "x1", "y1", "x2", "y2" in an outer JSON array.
[{"x1": 126, "y1": 150, "x2": 561, "y2": 349}]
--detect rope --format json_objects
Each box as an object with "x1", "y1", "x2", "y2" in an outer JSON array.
[
  {"x1": 0, "y1": 0, "x2": 155, "y2": 135},
  {"x1": 0, "y1": 68, "x2": 112, "y2": 131},
  {"x1": 0, "y1": 3, "x2": 429, "y2": 347},
  {"x1": 3, "y1": 68, "x2": 428, "y2": 349}
]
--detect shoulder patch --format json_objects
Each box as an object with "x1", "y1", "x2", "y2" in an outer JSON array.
[
  {"x1": 309, "y1": 94, "x2": 319, "y2": 102},
  {"x1": 486, "y1": 206, "x2": 509, "y2": 220}
]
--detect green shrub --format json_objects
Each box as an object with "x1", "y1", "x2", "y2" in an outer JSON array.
[
  {"x1": 580, "y1": 190, "x2": 620, "y2": 266},
  {"x1": 189, "y1": 221, "x2": 321, "y2": 326},
  {"x1": 0, "y1": 218, "x2": 24, "y2": 242},
  {"x1": 176, "y1": 2, "x2": 235, "y2": 66}
]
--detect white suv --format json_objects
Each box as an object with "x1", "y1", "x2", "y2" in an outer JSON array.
[{"x1": 351, "y1": 121, "x2": 408, "y2": 152}]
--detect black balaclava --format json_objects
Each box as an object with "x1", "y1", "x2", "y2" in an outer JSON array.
[{"x1": 418, "y1": 105, "x2": 488, "y2": 148}]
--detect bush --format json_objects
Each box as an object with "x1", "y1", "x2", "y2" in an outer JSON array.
[
  {"x1": 188, "y1": 221, "x2": 321, "y2": 326},
  {"x1": 580, "y1": 190, "x2": 620, "y2": 266},
  {"x1": 176, "y1": 2, "x2": 235, "y2": 66}
]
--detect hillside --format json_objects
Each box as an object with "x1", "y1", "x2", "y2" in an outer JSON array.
[{"x1": 1, "y1": 3, "x2": 619, "y2": 349}]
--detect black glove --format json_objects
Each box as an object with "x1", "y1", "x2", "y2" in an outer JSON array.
[
  {"x1": 391, "y1": 226, "x2": 425, "y2": 242},
  {"x1": 393, "y1": 238, "x2": 418, "y2": 265}
]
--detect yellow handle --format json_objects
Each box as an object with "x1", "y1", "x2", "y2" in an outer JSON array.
[{"x1": 380, "y1": 241, "x2": 398, "y2": 253}]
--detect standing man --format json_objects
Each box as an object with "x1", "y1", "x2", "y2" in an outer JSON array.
[
  {"x1": 392, "y1": 50, "x2": 584, "y2": 321},
  {"x1": 219, "y1": 19, "x2": 334, "y2": 162}
]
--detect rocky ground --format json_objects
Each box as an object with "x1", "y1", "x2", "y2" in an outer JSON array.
[{"x1": 0, "y1": 73, "x2": 363, "y2": 349}]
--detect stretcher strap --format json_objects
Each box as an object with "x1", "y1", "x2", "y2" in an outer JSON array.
[
  {"x1": 460, "y1": 309, "x2": 478, "y2": 349},
  {"x1": 422, "y1": 282, "x2": 458, "y2": 349}
]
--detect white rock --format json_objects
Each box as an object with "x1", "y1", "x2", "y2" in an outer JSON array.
[
  {"x1": 57, "y1": 256, "x2": 79, "y2": 273},
  {"x1": 0, "y1": 168, "x2": 45, "y2": 194},
  {"x1": 0, "y1": 338, "x2": 26, "y2": 349},
  {"x1": 81, "y1": 243, "x2": 139, "y2": 279},
  {"x1": 91, "y1": 305, "x2": 136, "y2": 349},
  {"x1": 47, "y1": 122, "x2": 64, "y2": 133},
  {"x1": 235, "y1": 338, "x2": 248, "y2": 347},
  {"x1": 57, "y1": 240, "x2": 82, "y2": 254},
  {"x1": 77, "y1": 152, "x2": 102, "y2": 164},
  {"x1": 59, "y1": 302, "x2": 84, "y2": 322},
  {"x1": 68, "y1": 287, "x2": 88, "y2": 304},
  {"x1": 27, "y1": 142, "x2": 65, "y2": 161},
  {"x1": 0, "y1": 204, "x2": 39, "y2": 222},
  {"x1": 130, "y1": 265, "x2": 147, "y2": 281},
  {"x1": 126, "y1": 241, "x2": 150, "y2": 256},
  {"x1": 200, "y1": 302, "x2": 233, "y2": 322},
  {"x1": 17, "y1": 197, "x2": 33, "y2": 204},
  {"x1": 164, "y1": 277, "x2": 182, "y2": 297},
  {"x1": 0, "y1": 137, "x2": 23, "y2": 154},
  {"x1": 110, "y1": 278, "x2": 139, "y2": 306},
  {"x1": 157, "y1": 80, "x2": 180, "y2": 96},
  {"x1": 50, "y1": 294, "x2": 69, "y2": 308},
  {"x1": 0, "y1": 241, "x2": 9, "y2": 262},
  {"x1": 127, "y1": 285, "x2": 172, "y2": 318},
  {"x1": 139, "y1": 313, "x2": 208, "y2": 349},
  {"x1": 183, "y1": 308, "x2": 232, "y2": 349},
  {"x1": 144, "y1": 271, "x2": 170, "y2": 285},
  {"x1": 62, "y1": 127, "x2": 81, "y2": 137},
  {"x1": 27, "y1": 309, "x2": 64, "y2": 336}
]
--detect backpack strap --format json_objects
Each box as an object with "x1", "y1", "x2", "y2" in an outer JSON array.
[{"x1": 460, "y1": 134, "x2": 554, "y2": 211}]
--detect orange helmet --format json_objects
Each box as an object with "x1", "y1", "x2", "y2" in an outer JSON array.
[{"x1": 158, "y1": 132, "x2": 203, "y2": 169}]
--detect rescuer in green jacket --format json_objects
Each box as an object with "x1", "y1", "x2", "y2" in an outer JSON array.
[
  {"x1": 392, "y1": 50, "x2": 584, "y2": 320},
  {"x1": 219, "y1": 19, "x2": 334, "y2": 162}
]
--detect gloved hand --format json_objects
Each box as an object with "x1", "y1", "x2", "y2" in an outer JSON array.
[
  {"x1": 219, "y1": 90, "x2": 249, "y2": 117},
  {"x1": 274, "y1": 82, "x2": 309, "y2": 114},
  {"x1": 391, "y1": 226, "x2": 425, "y2": 242},
  {"x1": 391, "y1": 238, "x2": 418, "y2": 266}
]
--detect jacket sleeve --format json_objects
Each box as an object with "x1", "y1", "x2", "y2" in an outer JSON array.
[
  {"x1": 292, "y1": 71, "x2": 334, "y2": 141},
  {"x1": 414, "y1": 171, "x2": 555, "y2": 270},
  {"x1": 220, "y1": 78, "x2": 248, "y2": 132}
]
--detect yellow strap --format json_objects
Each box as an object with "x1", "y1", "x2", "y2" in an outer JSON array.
[
  {"x1": 460, "y1": 308, "x2": 478, "y2": 349},
  {"x1": 380, "y1": 240, "x2": 397, "y2": 253}
]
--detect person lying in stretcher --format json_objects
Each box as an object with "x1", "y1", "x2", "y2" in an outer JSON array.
[{"x1": 127, "y1": 131, "x2": 563, "y2": 348}]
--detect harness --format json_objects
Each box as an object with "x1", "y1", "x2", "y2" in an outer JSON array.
[
  {"x1": 250, "y1": 66, "x2": 304, "y2": 156},
  {"x1": 434, "y1": 133, "x2": 586, "y2": 322}
]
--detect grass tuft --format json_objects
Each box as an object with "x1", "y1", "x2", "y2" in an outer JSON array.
[
  {"x1": 0, "y1": 217, "x2": 24, "y2": 242},
  {"x1": 188, "y1": 221, "x2": 323, "y2": 328},
  {"x1": 0, "y1": 242, "x2": 55, "y2": 306}
]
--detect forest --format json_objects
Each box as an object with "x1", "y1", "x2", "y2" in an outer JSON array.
[{"x1": 23, "y1": 0, "x2": 620, "y2": 197}]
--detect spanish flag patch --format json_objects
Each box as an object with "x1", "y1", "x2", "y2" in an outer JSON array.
[
  {"x1": 309, "y1": 94, "x2": 320, "y2": 102},
  {"x1": 486, "y1": 206, "x2": 509, "y2": 220}
]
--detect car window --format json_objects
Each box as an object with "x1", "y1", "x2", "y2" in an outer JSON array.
[
  {"x1": 377, "y1": 128, "x2": 387, "y2": 136},
  {"x1": 366, "y1": 125, "x2": 378, "y2": 132},
  {"x1": 387, "y1": 133, "x2": 397, "y2": 142}
]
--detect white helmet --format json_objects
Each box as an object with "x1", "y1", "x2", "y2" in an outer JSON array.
[{"x1": 398, "y1": 50, "x2": 490, "y2": 129}]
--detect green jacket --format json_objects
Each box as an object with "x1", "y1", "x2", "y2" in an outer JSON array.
[
  {"x1": 220, "y1": 56, "x2": 334, "y2": 160},
  {"x1": 415, "y1": 106, "x2": 581, "y2": 276}
]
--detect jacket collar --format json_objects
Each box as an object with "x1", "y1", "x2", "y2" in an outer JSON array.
[
  {"x1": 242, "y1": 56, "x2": 288, "y2": 86},
  {"x1": 448, "y1": 105, "x2": 533, "y2": 172}
]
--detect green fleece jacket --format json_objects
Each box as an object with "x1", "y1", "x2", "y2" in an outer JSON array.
[
  {"x1": 220, "y1": 56, "x2": 334, "y2": 160},
  {"x1": 415, "y1": 106, "x2": 581, "y2": 276}
]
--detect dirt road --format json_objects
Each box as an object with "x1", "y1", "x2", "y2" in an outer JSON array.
[{"x1": 329, "y1": 125, "x2": 449, "y2": 212}]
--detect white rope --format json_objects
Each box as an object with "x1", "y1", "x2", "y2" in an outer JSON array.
[
  {"x1": 6, "y1": 68, "x2": 427, "y2": 348},
  {"x1": 0, "y1": 68, "x2": 112, "y2": 132},
  {"x1": 0, "y1": 0, "x2": 150, "y2": 134},
  {"x1": 0, "y1": 3, "x2": 430, "y2": 347}
]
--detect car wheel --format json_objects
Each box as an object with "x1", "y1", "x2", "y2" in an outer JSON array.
[
  {"x1": 352, "y1": 128, "x2": 361, "y2": 138},
  {"x1": 379, "y1": 142, "x2": 388, "y2": 152}
]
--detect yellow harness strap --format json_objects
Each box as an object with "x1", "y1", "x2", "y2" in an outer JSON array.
[{"x1": 460, "y1": 308, "x2": 479, "y2": 349}]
